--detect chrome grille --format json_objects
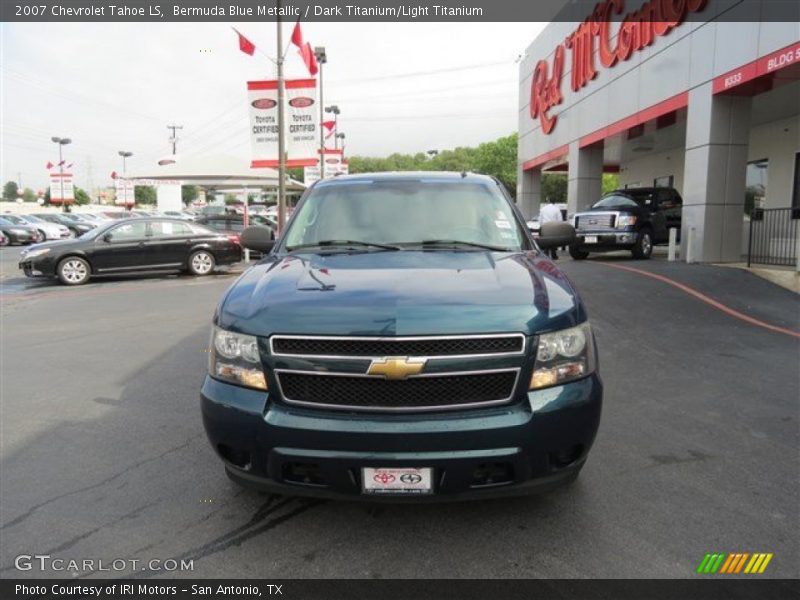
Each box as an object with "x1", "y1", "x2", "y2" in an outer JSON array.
[{"x1": 576, "y1": 213, "x2": 615, "y2": 230}]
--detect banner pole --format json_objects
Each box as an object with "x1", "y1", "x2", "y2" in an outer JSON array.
[{"x1": 276, "y1": 0, "x2": 287, "y2": 233}]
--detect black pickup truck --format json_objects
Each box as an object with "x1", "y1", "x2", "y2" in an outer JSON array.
[{"x1": 569, "y1": 187, "x2": 682, "y2": 260}]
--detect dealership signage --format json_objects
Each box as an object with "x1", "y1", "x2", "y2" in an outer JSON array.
[
  {"x1": 48, "y1": 172, "x2": 74, "y2": 204},
  {"x1": 247, "y1": 78, "x2": 319, "y2": 169},
  {"x1": 114, "y1": 178, "x2": 135, "y2": 206},
  {"x1": 303, "y1": 149, "x2": 349, "y2": 184},
  {"x1": 531, "y1": 0, "x2": 707, "y2": 134},
  {"x1": 713, "y1": 41, "x2": 800, "y2": 94}
]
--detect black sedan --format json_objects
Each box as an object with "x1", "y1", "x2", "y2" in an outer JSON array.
[
  {"x1": 32, "y1": 213, "x2": 95, "y2": 236},
  {"x1": 19, "y1": 218, "x2": 242, "y2": 285},
  {"x1": 0, "y1": 216, "x2": 44, "y2": 245}
]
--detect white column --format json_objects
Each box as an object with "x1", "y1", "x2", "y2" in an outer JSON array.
[
  {"x1": 567, "y1": 142, "x2": 603, "y2": 215},
  {"x1": 517, "y1": 165, "x2": 541, "y2": 220},
  {"x1": 681, "y1": 83, "x2": 752, "y2": 263}
]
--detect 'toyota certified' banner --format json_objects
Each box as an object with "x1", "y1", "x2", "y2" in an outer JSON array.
[
  {"x1": 49, "y1": 172, "x2": 74, "y2": 203},
  {"x1": 248, "y1": 79, "x2": 318, "y2": 168},
  {"x1": 114, "y1": 178, "x2": 135, "y2": 205},
  {"x1": 304, "y1": 148, "x2": 349, "y2": 184}
]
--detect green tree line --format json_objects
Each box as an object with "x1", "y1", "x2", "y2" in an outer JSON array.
[{"x1": 345, "y1": 133, "x2": 618, "y2": 202}]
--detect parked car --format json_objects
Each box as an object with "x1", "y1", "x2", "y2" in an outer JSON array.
[
  {"x1": 201, "y1": 172, "x2": 600, "y2": 501},
  {"x1": 3, "y1": 214, "x2": 72, "y2": 241},
  {"x1": 100, "y1": 211, "x2": 131, "y2": 220},
  {"x1": 31, "y1": 213, "x2": 95, "y2": 237},
  {"x1": 195, "y1": 214, "x2": 276, "y2": 244},
  {"x1": 0, "y1": 216, "x2": 43, "y2": 245},
  {"x1": 18, "y1": 218, "x2": 241, "y2": 286},
  {"x1": 569, "y1": 187, "x2": 683, "y2": 260},
  {"x1": 161, "y1": 210, "x2": 194, "y2": 220}
]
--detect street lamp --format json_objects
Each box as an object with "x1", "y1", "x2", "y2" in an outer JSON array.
[
  {"x1": 118, "y1": 151, "x2": 134, "y2": 210},
  {"x1": 325, "y1": 105, "x2": 340, "y2": 149},
  {"x1": 336, "y1": 132, "x2": 346, "y2": 152},
  {"x1": 314, "y1": 46, "x2": 327, "y2": 180},
  {"x1": 51, "y1": 137, "x2": 72, "y2": 212}
]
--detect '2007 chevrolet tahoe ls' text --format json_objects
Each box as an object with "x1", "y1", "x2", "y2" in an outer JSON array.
[{"x1": 201, "y1": 172, "x2": 602, "y2": 500}]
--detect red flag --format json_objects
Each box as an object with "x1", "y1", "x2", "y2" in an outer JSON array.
[
  {"x1": 299, "y1": 42, "x2": 318, "y2": 75},
  {"x1": 111, "y1": 171, "x2": 118, "y2": 179},
  {"x1": 46, "y1": 161, "x2": 54, "y2": 169},
  {"x1": 234, "y1": 28, "x2": 255, "y2": 56},
  {"x1": 322, "y1": 120, "x2": 335, "y2": 131},
  {"x1": 291, "y1": 22, "x2": 304, "y2": 48}
]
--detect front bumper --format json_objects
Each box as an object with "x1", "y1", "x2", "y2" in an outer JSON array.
[
  {"x1": 19, "y1": 256, "x2": 57, "y2": 278},
  {"x1": 574, "y1": 230, "x2": 636, "y2": 250},
  {"x1": 201, "y1": 373, "x2": 602, "y2": 501}
]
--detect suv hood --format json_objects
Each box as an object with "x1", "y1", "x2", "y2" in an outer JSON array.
[{"x1": 217, "y1": 251, "x2": 586, "y2": 337}]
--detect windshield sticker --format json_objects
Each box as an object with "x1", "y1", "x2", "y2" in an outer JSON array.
[{"x1": 495, "y1": 220, "x2": 512, "y2": 229}]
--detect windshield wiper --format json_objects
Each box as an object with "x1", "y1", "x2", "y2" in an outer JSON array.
[
  {"x1": 415, "y1": 239, "x2": 514, "y2": 252},
  {"x1": 286, "y1": 240, "x2": 403, "y2": 252}
]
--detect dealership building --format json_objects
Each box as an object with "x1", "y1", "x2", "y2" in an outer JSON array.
[{"x1": 517, "y1": 0, "x2": 800, "y2": 262}]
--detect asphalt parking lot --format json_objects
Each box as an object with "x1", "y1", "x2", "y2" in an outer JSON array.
[{"x1": 0, "y1": 245, "x2": 798, "y2": 579}]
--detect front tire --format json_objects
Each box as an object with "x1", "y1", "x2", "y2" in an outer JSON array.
[
  {"x1": 57, "y1": 257, "x2": 91, "y2": 285},
  {"x1": 631, "y1": 230, "x2": 653, "y2": 259},
  {"x1": 188, "y1": 250, "x2": 215, "y2": 276},
  {"x1": 569, "y1": 246, "x2": 590, "y2": 260}
]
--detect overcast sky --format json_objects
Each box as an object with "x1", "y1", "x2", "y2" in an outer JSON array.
[{"x1": 1, "y1": 21, "x2": 544, "y2": 192}]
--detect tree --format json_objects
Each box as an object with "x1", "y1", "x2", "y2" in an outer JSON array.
[
  {"x1": 135, "y1": 185, "x2": 157, "y2": 205},
  {"x1": 602, "y1": 173, "x2": 619, "y2": 194},
  {"x1": 182, "y1": 185, "x2": 198, "y2": 205},
  {"x1": 3, "y1": 181, "x2": 19, "y2": 201},
  {"x1": 472, "y1": 134, "x2": 518, "y2": 193},
  {"x1": 22, "y1": 187, "x2": 37, "y2": 203},
  {"x1": 541, "y1": 174, "x2": 567, "y2": 204},
  {"x1": 74, "y1": 187, "x2": 91, "y2": 205}
]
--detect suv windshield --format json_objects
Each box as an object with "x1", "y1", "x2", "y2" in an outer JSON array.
[
  {"x1": 282, "y1": 179, "x2": 527, "y2": 252},
  {"x1": 592, "y1": 194, "x2": 641, "y2": 209}
]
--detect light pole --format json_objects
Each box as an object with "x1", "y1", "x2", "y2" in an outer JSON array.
[
  {"x1": 314, "y1": 46, "x2": 327, "y2": 180},
  {"x1": 51, "y1": 137, "x2": 72, "y2": 212},
  {"x1": 118, "y1": 151, "x2": 133, "y2": 210},
  {"x1": 325, "y1": 105, "x2": 340, "y2": 149}
]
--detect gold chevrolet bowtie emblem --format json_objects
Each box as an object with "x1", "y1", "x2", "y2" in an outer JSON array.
[{"x1": 367, "y1": 357, "x2": 426, "y2": 380}]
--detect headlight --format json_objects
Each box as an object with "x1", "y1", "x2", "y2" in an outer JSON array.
[
  {"x1": 23, "y1": 248, "x2": 51, "y2": 259},
  {"x1": 209, "y1": 326, "x2": 267, "y2": 390},
  {"x1": 616, "y1": 215, "x2": 637, "y2": 228},
  {"x1": 530, "y1": 322, "x2": 595, "y2": 390}
]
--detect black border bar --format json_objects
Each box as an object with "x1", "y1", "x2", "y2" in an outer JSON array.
[
  {"x1": 2, "y1": 579, "x2": 800, "y2": 600},
  {"x1": 2, "y1": 0, "x2": 800, "y2": 22}
]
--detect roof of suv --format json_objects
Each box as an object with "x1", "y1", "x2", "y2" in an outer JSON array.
[{"x1": 316, "y1": 171, "x2": 497, "y2": 184}]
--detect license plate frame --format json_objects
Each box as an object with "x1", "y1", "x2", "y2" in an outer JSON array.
[
  {"x1": 583, "y1": 235, "x2": 598, "y2": 244},
  {"x1": 362, "y1": 467, "x2": 433, "y2": 495}
]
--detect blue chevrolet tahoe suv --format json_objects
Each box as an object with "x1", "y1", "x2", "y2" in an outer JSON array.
[{"x1": 201, "y1": 172, "x2": 602, "y2": 500}]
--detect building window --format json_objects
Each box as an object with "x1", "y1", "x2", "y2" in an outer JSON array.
[
  {"x1": 745, "y1": 159, "x2": 768, "y2": 216},
  {"x1": 654, "y1": 175, "x2": 673, "y2": 188},
  {"x1": 793, "y1": 152, "x2": 800, "y2": 210}
]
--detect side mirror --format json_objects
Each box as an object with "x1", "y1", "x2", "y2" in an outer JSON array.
[
  {"x1": 102, "y1": 233, "x2": 113, "y2": 242},
  {"x1": 537, "y1": 221, "x2": 576, "y2": 250},
  {"x1": 240, "y1": 226, "x2": 276, "y2": 253}
]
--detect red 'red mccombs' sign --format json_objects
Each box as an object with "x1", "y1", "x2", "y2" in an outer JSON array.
[{"x1": 530, "y1": 0, "x2": 707, "y2": 135}]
